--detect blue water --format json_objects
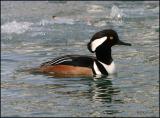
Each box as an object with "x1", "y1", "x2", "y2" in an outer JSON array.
[{"x1": 1, "y1": 1, "x2": 159, "y2": 117}]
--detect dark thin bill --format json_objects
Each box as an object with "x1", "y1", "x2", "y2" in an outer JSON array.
[{"x1": 117, "y1": 40, "x2": 131, "y2": 46}]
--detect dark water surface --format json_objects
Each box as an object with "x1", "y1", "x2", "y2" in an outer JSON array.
[{"x1": 1, "y1": 1, "x2": 159, "y2": 117}]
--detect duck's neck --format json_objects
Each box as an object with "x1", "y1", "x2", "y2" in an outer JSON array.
[{"x1": 95, "y1": 46, "x2": 113, "y2": 65}]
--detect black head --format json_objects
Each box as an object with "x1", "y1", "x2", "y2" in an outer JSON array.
[{"x1": 87, "y1": 29, "x2": 131, "y2": 53}]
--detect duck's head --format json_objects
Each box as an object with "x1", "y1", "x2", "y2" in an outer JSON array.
[{"x1": 87, "y1": 29, "x2": 131, "y2": 53}]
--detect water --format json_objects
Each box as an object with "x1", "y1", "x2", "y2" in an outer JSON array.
[{"x1": 1, "y1": 1, "x2": 159, "y2": 117}]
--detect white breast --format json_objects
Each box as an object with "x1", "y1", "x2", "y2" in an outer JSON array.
[{"x1": 98, "y1": 61, "x2": 116, "y2": 74}]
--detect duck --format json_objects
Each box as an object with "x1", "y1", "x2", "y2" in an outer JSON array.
[{"x1": 31, "y1": 29, "x2": 131, "y2": 77}]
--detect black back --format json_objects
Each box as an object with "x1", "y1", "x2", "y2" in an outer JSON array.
[{"x1": 41, "y1": 55, "x2": 95, "y2": 68}]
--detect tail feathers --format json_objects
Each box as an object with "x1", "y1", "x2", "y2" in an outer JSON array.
[{"x1": 22, "y1": 67, "x2": 44, "y2": 74}]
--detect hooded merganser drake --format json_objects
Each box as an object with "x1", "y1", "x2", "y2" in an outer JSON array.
[{"x1": 33, "y1": 29, "x2": 131, "y2": 77}]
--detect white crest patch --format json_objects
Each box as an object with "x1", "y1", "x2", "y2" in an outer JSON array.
[
  {"x1": 91, "y1": 36, "x2": 107, "y2": 52},
  {"x1": 93, "y1": 61, "x2": 101, "y2": 75},
  {"x1": 98, "y1": 61, "x2": 116, "y2": 74}
]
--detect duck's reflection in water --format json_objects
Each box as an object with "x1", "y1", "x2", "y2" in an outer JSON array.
[
  {"x1": 42, "y1": 74, "x2": 122, "y2": 105},
  {"x1": 86, "y1": 75, "x2": 123, "y2": 115},
  {"x1": 88, "y1": 75, "x2": 121, "y2": 103},
  {"x1": 32, "y1": 74, "x2": 122, "y2": 115}
]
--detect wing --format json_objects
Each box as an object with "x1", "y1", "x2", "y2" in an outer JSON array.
[{"x1": 41, "y1": 55, "x2": 95, "y2": 68}]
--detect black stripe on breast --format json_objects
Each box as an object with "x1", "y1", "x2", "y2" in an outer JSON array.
[{"x1": 95, "y1": 60, "x2": 108, "y2": 75}]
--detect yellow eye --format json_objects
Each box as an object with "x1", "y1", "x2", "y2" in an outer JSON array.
[{"x1": 110, "y1": 36, "x2": 113, "y2": 40}]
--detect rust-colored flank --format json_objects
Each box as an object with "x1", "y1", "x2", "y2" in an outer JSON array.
[{"x1": 35, "y1": 65, "x2": 93, "y2": 78}]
